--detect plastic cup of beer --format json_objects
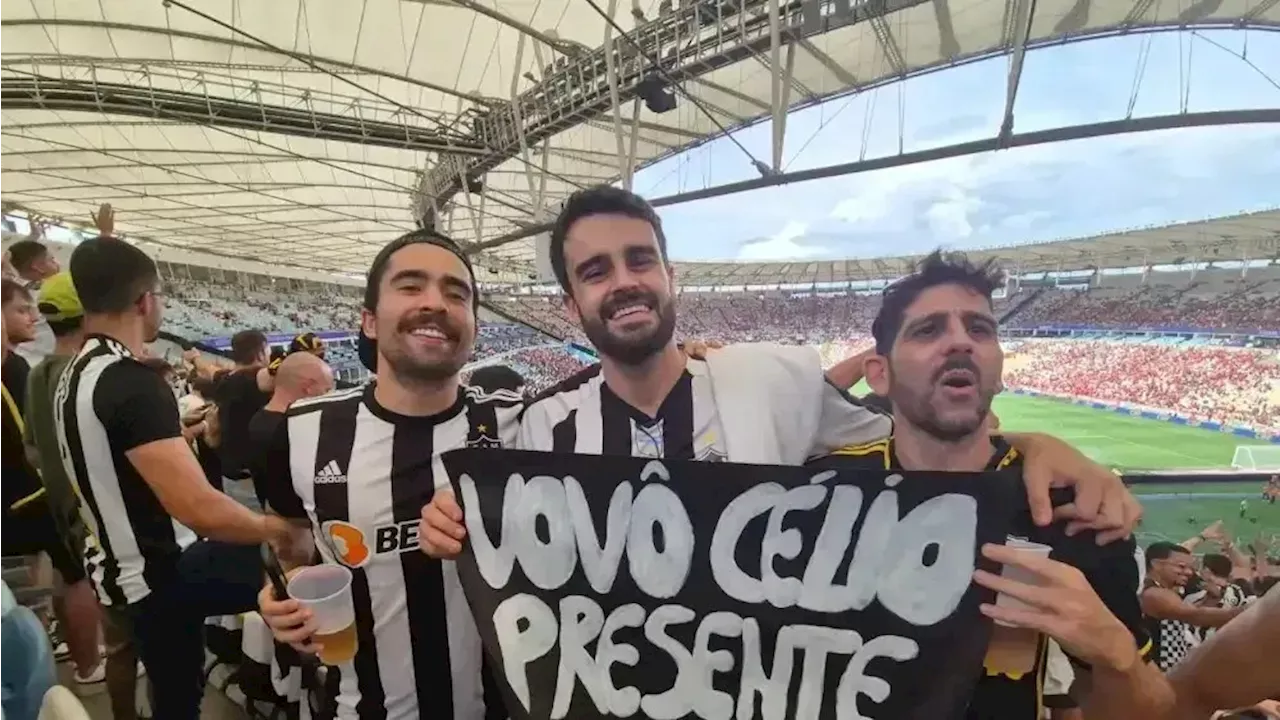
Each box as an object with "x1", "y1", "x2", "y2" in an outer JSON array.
[
  {"x1": 993, "y1": 537, "x2": 1052, "y2": 627},
  {"x1": 287, "y1": 564, "x2": 357, "y2": 666}
]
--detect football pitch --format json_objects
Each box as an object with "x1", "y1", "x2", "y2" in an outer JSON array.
[
  {"x1": 995, "y1": 392, "x2": 1279, "y2": 547},
  {"x1": 850, "y1": 383, "x2": 1279, "y2": 546}
]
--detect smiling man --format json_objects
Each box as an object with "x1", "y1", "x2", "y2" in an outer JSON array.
[
  {"x1": 422, "y1": 186, "x2": 1143, "y2": 561},
  {"x1": 257, "y1": 230, "x2": 521, "y2": 720},
  {"x1": 513, "y1": 186, "x2": 1142, "y2": 519}
]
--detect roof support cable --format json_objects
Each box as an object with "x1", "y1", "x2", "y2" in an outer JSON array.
[
  {"x1": 1, "y1": 66, "x2": 439, "y2": 202},
  {"x1": 1181, "y1": 33, "x2": 1193, "y2": 114},
  {"x1": 1124, "y1": 33, "x2": 1153, "y2": 120},
  {"x1": 578, "y1": 0, "x2": 772, "y2": 178},
  {"x1": 161, "y1": 0, "x2": 586, "y2": 191},
  {"x1": 1190, "y1": 30, "x2": 1280, "y2": 93}
]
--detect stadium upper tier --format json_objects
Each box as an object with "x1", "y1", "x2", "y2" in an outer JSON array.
[
  {"x1": 2, "y1": 2, "x2": 1277, "y2": 277},
  {"x1": 157, "y1": 263, "x2": 1280, "y2": 345},
  {"x1": 663, "y1": 208, "x2": 1280, "y2": 286}
]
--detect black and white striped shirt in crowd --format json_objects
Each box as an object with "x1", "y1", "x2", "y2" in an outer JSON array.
[
  {"x1": 518, "y1": 359, "x2": 889, "y2": 460},
  {"x1": 263, "y1": 383, "x2": 522, "y2": 720},
  {"x1": 54, "y1": 334, "x2": 197, "y2": 606}
]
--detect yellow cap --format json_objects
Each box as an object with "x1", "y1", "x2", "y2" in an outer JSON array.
[{"x1": 36, "y1": 272, "x2": 83, "y2": 323}]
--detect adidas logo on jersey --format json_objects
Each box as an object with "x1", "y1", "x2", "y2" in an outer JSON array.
[{"x1": 314, "y1": 460, "x2": 348, "y2": 484}]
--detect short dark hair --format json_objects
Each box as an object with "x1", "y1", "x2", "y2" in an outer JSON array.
[
  {"x1": 871, "y1": 249, "x2": 1005, "y2": 355},
  {"x1": 1, "y1": 278, "x2": 31, "y2": 306},
  {"x1": 1145, "y1": 541, "x2": 1190, "y2": 568},
  {"x1": 363, "y1": 229, "x2": 478, "y2": 312},
  {"x1": 7, "y1": 240, "x2": 49, "y2": 274},
  {"x1": 1202, "y1": 553, "x2": 1232, "y2": 579},
  {"x1": 549, "y1": 185, "x2": 667, "y2": 294},
  {"x1": 47, "y1": 316, "x2": 84, "y2": 337},
  {"x1": 140, "y1": 356, "x2": 174, "y2": 376},
  {"x1": 229, "y1": 330, "x2": 268, "y2": 365},
  {"x1": 70, "y1": 237, "x2": 158, "y2": 314},
  {"x1": 468, "y1": 364, "x2": 526, "y2": 394}
]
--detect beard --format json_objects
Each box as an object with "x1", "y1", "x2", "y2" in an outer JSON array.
[
  {"x1": 379, "y1": 310, "x2": 470, "y2": 384},
  {"x1": 890, "y1": 355, "x2": 993, "y2": 442},
  {"x1": 580, "y1": 287, "x2": 677, "y2": 366}
]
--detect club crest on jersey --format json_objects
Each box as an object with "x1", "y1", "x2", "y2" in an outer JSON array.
[
  {"x1": 466, "y1": 422, "x2": 502, "y2": 449},
  {"x1": 321, "y1": 519, "x2": 420, "y2": 568}
]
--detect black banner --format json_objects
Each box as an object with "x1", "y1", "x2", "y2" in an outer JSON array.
[{"x1": 443, "y1": 449, "x2": 1020, "y2": 720}]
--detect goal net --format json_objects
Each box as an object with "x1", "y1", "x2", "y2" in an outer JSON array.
[{"x1": 1230, "y1": 445, "x2": 1280, "y2": 471}]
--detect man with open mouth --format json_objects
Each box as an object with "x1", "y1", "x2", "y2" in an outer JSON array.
[
  {"x1": 422, "y1": 185, "x2": 1144, "y2": 560},
  {"x1": 807, "y1": 250, "x2": 1168, "y2": 720}
]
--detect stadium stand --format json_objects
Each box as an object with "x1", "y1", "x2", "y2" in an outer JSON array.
[
  {"x1": 133, "y1": 266, "x2": 1280, "y2": 421},
  {"x1": 4, "y1": 219, "x2": 1279, "y2": 720},
  {"x1": 1003, "y1": 341, "x2": 1279, "y2": 430}
]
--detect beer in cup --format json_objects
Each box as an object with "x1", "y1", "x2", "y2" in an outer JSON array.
[
  {"x1": 983, "y1": 537, "x2": 1053, "y2": 675},
  {"x1": 993, "y1": 537, "x2": 1053, "y2": 626},
  {"x1": 288, "y1": 564, "x2": 358, "y2": 666}
]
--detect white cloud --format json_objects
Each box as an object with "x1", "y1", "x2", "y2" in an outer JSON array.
[
  {"x1": 644, "y1": 31, "x2": 1280, "y2": 262},
  {"x1": 737, "y1": 220, "x2": 828, "y2": 261},
  {"x1": 925, "y1": 185, "x2": 979, "y2": 240}
]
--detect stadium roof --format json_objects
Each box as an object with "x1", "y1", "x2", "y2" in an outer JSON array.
[
  {"x1": 2, "y1": 1, "x2": 1277, "y2": 281},
  {"x1": 669, "y1": 207, "x2": 1280, "y2": 286}
]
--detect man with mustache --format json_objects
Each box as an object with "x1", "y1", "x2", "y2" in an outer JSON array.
[
  {"x1": 1140, "y1": 542, "x2": 1244, "y2": 673},
  {"x1": 256, "y1": 230, "x2": 523, "y2": 720},
  {"x1": 421, "y1": 186, "x2": 1142, "y2": 561},
  {"x1": 806, "y1": 250, "x2": 1170, "y2": 719}
]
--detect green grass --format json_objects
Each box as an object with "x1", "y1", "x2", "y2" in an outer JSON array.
[
  {"x1": 849, "y1": 382, "x2": 1280, "y2": 545},
  {"x1": 993, "y1": 392, "x2": 1279, "y2": 546},
  {"x1": 992, "y1": 393, "x2": 1243, "y2": 471}
]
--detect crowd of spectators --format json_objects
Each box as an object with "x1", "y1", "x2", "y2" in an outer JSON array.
[
  {"x1": 465, "y1": 346, "x2": 594, "y2": 394},
  {"x1": 144, "y1": 275, "x2": 1280, "y2": 427},
  {"x1": 1013, "y1": 277, "x2": 1280, "y2": 334},
  {"x1": 472, "y1": 324, "x2": 553, "y2": 361},
  {"x1": 494, "y1": 292, "x2": 889, "y2": 345},
  {"x1": 163, "y1": 280, "x2": 358, "y2": 339},
  {"x1": 1004, "y1": 341, "x2": 1280, "y2": 429}
]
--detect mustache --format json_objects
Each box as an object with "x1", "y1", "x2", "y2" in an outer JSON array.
[
  {"x1": 397, "y1": 311, "x2": 460, "y2": 341},
  {"x1": 932, "y1": 355, "x2": 980, "y2": 384},
  {"x1": 599, "y1": 288, "x2": 660, "y2": 319}
]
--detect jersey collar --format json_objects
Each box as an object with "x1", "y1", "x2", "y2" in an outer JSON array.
[
  {"x1": 361, "y1": 382, "x2": 466, "y2": 426},
  {"x1": 885, "y1": 434, "x2": 1018, "y2": 471}
]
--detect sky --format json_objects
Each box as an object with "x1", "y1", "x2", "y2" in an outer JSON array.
[{"x1": 629, "y1": 29, "x2": 1280, "y2": 263}]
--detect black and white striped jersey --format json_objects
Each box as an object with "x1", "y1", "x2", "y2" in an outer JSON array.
[
  {"x1": 54, "y1": 334, "x2": 197, "y2": 606},
  {"x1": 517, "y1": 361, "x2": 726, "y2": 459},
  {"x1": 518, "y1": 359, "x2": 890, "y2": 459},
  {"x1": 263, "y1": 383, "x2": 522, "y2": 720}
]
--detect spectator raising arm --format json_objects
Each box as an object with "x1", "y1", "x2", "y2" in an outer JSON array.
[{"x1": 1164, "y1": 588, "x2": 1280, "y2": 720}]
